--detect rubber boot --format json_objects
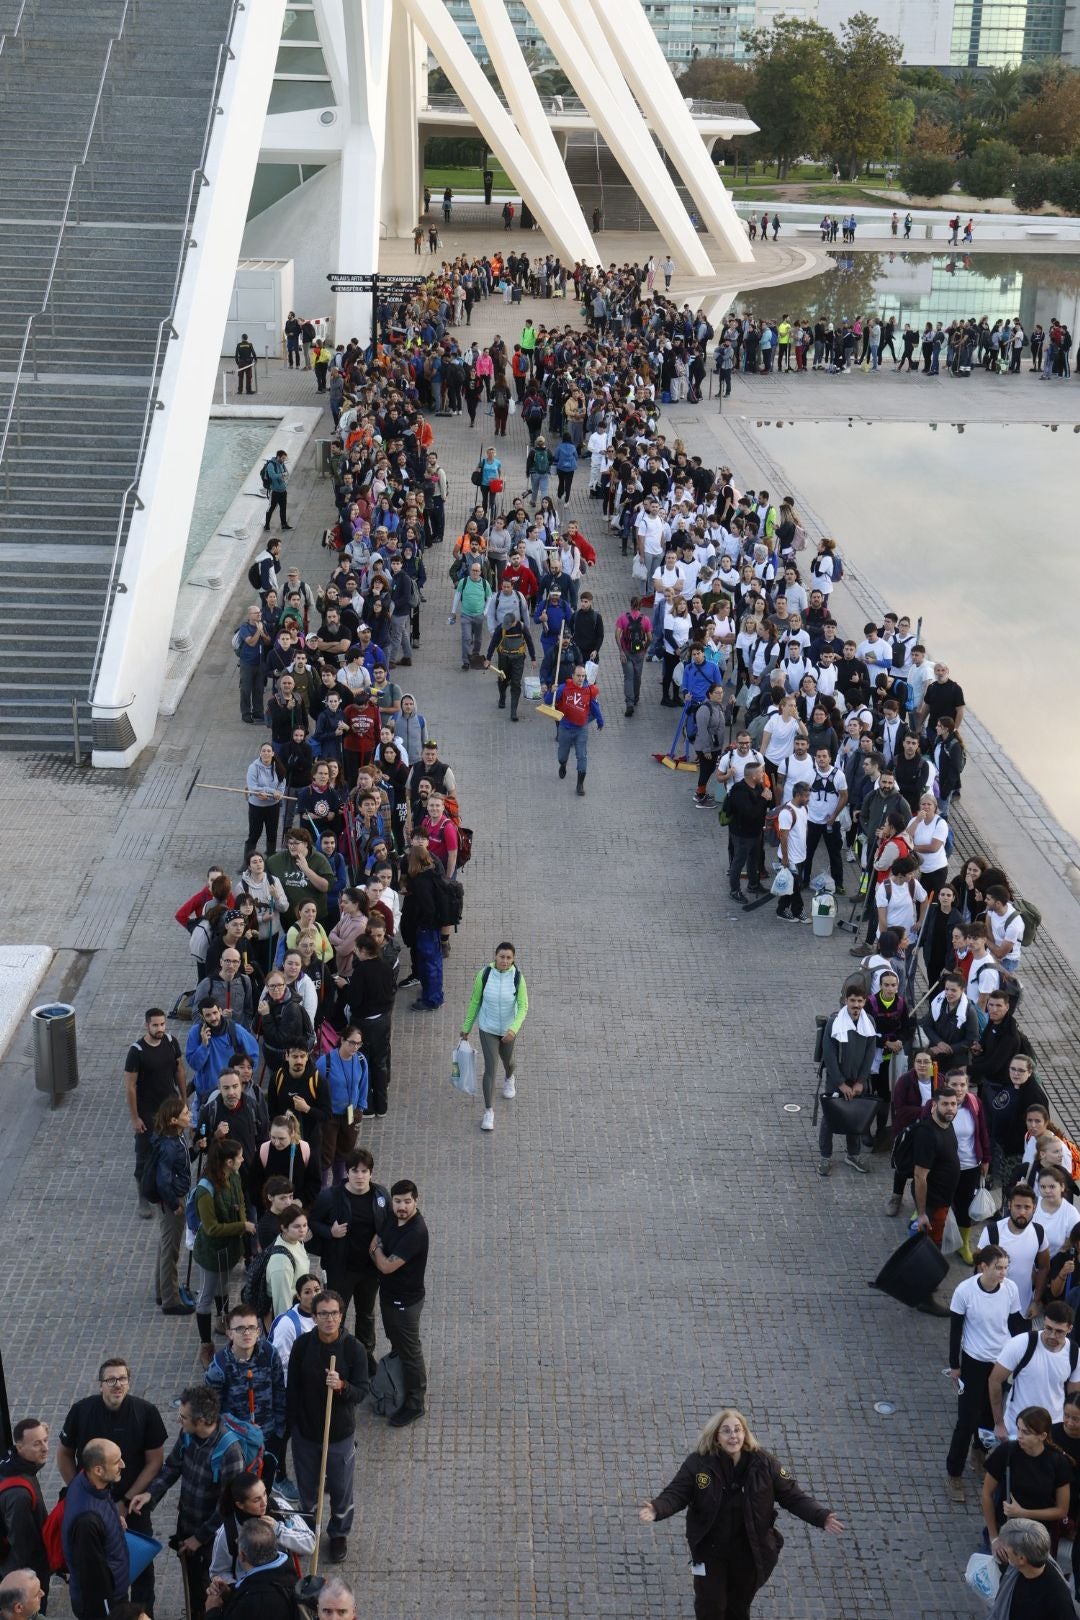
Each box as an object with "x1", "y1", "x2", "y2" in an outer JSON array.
[
  {"x1": 576, "y1": 772, "x2": 586, "y2": 797},
  {"x1": 957, "y1": 1226, "x2": 974, "y2": 1265}
]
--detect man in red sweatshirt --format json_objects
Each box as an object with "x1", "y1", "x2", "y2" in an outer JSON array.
[{"x1": 555, "y1": 664, "x2": 604, "y2": 797}]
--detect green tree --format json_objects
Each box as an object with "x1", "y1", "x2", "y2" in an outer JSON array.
[
  {"x1": 898, "y1": 154, "x2": 956, "y2": 199},
  {"x1": 1046, "y1": 156, "x2": 1080, "y2": 212},
  {"x1": 977, "y1": 65, "x2": 1023, "y2": 129},
  {"x1": 676, "y1": 57, "x2": 756, "y2": 108},
  {"x1": 745, "y1": 18, "x2": 834, "y2": 179},
  {"x1": 885, "y1": 95, "x2": 916, "y2": 163},
  {"x1": 1013, "y1": 155, "x2": 1054, "y2": 211},
  {"x1": 957, "y1": 139, "x2": 1020, "y2": 198},
  {"x1": 827, "y1": 12, "x2": 902, "y2": 179}
]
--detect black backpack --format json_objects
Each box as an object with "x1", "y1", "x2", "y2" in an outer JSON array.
[
  {"x1": 259, "y1": 460, "x2": 274, "y2": 492},
  {"x1": 434, "y1": 873, "x2": 464, "y2": 929},
  {"x1": 241, "y1": 1241, "x2": 291, "y2": 1320},
  {"x1": 1012, "y1": 1329, "x2": 1078, "y2": 1383},
  {"x1": 890, "y1": 1120, "x2": 921, "y2": 1182},
  {"x1": 983, "y1": 1219, "x2": 1045, "y2": 1252},
  {"x1": 625, "y1": 616, "x2": 647, "y2": 656},
  {"x1": 138, "y1": 1139, "x2": 164, "y2": 1205}
]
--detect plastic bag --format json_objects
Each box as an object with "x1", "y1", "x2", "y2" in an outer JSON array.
[
  {"x1": 968, "y1": 1178, "x2": 997, "y2": 1224},
  {"x1": 631, "y1": 556, "x2": 648, "y2": 582},
  {"x1": 450, "y1": 1039, "x2": 477, "y2": 1096},
  {"x1": 771, "y1": 867, "x2": 794, "y2": 897},
  {"x1": 963, "y1": 1551, "x2": 1000, "y2": 1601},
  {"x1": 941, "y1": 1208, "x2": 962, "y2": 1255}
]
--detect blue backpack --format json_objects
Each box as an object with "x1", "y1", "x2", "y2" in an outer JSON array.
[{"x1": 194, "y1": 1414, "x2": 265, "y2": 1482}]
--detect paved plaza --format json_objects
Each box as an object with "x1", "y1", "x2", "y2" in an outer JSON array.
[{"x1": 2, "y1": 272, "x2": 1080, "y2": 1618}]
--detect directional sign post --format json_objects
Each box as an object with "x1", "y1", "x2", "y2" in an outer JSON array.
[{"x1": 328, "y1": 273, "x2": 427, "y2": 349}]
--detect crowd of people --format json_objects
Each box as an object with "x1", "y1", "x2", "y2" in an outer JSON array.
[{"x1": 3, "y1": 245, "x2": 1077, "y2": 1620}]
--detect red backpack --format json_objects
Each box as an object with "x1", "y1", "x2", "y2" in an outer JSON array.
[{"x1": 0, "y1": 1476, "x2": 66, "y2": 1573}]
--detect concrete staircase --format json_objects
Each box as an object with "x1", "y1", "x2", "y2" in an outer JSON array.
[
  {"x1": 564, "y1": 131, "x2": 714, "y2": 234},
  {"x1": 0, "y1": 0, "x2": 236, "y2": 751}
]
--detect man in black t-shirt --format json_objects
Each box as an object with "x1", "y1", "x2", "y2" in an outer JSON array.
[
  {"x1": 309, "y1": 1148, "x2": 392, "y2": 1376},
  {"x1": 123, "y1": 1009, "x2": 185, "y2": 1217},
  {"x1": 922, "y1": 662, "x2": 965, "y2": 738},
  {"x1": 911, "y1": 1091, "x2": 961, "y2": 1315},
  {"x1": 370, "y1": 1179, "x2": 429, "y2": 1427},
  {"x1": 57, "y1": 1358, "x2": 167, "y2": 1610}
]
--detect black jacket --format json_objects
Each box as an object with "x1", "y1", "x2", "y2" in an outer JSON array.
[
  {"x1": 286, "y1": 1329, "x2": 369, "y2": 1444},
  {"x1": 969, "y1": 1012, "x2": 1035, "y2": 1093},
  {"x1": 0, "y1": 1451, "x2": 49, "y2": 1585},
  {"x1": 726, "y1": 778, "x2": 769, "y2": 839},
  {"x1": 309, "y1": 1180, "x2": 393, "y2": 1267},
  {"x1": 220, "y1": 1555, "x2": 298, "y2": 1620},
  {"x1": 651, "y1": 1448, "x2": 830, "y2": 1582}
]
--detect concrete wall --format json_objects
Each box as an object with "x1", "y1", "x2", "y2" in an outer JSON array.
[
  {"x1": 241, "y1": 164, "x2": 340, "y2": 323},
  {"x1": 91, "y1": 0, "x2": 287, "y2": 765}
]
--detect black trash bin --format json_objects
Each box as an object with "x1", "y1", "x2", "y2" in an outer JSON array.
[{"x1": 31, "y1": 1003, "x2": 78, "y2": 1102}]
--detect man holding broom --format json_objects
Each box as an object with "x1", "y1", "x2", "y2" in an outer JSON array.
[{"x1": 286, "y1": 1291, "x2": 368, "y2": 1566}]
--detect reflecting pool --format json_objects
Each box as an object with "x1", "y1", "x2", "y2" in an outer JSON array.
[
  {"x1": 746, "y1": 417, "x2": 1080, "y2": 839},
  {"x1": 184, "y1": 418, "x2": 277, "y2": 578},
  {"x1": 735, "y1": 253, "x2": 1080, "y2": 336}
]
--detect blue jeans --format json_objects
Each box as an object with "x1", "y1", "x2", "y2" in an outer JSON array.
[
  {"x1": 556, "y1": 722, "x2": 588, "y2": 774},
  {"x1": 414, "y1": 928, "x2": 444, "y2": 1007}
]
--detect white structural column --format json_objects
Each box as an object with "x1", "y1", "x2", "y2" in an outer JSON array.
[
  {"x1": 520, "y1": 0, "x2": 713, "y2": 275},
  {"x1": 467, "y1": 0, "x2": 596, "y2": 254},
  {"x1": 588, "y1": 0, "x2": 752, "y2": 265},
  {"x1": 381, "y1": 5, "x2": 421, "y2": 241},
  {"x1": 334, "y1": 0, "x2": 394, "y2": 344},
  {"x1": 399, "y1": 0, "x2": 599, "y2": 266}
]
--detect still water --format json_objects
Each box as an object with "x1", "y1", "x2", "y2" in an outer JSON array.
[
  {"x1": 746, "y1": 417, "x2": 1080, "y2": 840},
  {"x1": 184, "y1": 418, "x2": 277, "y2": 577},
  {"x1": 735, "y1": 252, "x2": 1080, "y2": 336}
]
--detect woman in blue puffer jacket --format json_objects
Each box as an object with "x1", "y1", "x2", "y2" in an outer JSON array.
[{"x1": 553, "y1": 432, "x2": 579, "y2": 502}]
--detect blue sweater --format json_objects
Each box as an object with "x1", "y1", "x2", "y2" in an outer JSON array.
[
  {"x1": 316, "y1": 1047, "x2": 369, "y2": 1114},
  {"x1": 553, "y1": 441, "x2": 578, "y2": 471}
]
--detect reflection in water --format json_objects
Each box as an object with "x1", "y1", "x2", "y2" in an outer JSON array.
[
  {"x1": 747, "y1": 418, "x2": 1080, "y2": 841},
  {"x1": 185, "y1": 419, "x2": 278, "y2": 578},
  {"x1": 733, "y1": 253, "x2": 1080, "y2": 336}
]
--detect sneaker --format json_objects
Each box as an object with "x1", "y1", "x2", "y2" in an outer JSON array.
[
  {"x1": 848, "y1": 944, "x2": 867, "y2": 958},
  {"x1": 884, "y1": 1193, "x2": 902, "y2": 1216},
  {"x1": 138, "y1": 1198, "x2": 154, "y2": 1220},
  {"x1": 502, "y1": 1077, "x2": 516, "y2": 1099},
  {"x1": 845, "y1": 847, "x2": 856, "y2": 863},
  {"x1": 162, "y1": 1301, "x2": 195, "y2": 1316},
  {"x1": 779, "y1": 912, "x2": 801, "y2": 923},
  {"x1": 214, "y1": 1312, "x2": 227, "y2": 1335},
  {"x1": 558, "y1": 763, "x2": 567, "y2": 779},
  {"x1": 730, "y1": 892, "x2": 749, "y2": 907},
  {"x1": 625, "y1": 706, "x2": 634, "y2": 717},
  {"x1": 388, "y1": 1405, "x2": 424, "y2": 1428},
  {"x1": 843, "y1": 1153, "x2": 869, "y2": 1174},
  {"x1": 197, "y1": 1343, "x2": 214, "y2": 1369},
  {"x1": 328, "y1": 1536, "x2": 348, "y2": 1563},
  {"x1": 481, "y1": 1108, "x2": 495, "y2": 1131},
  {"x1": 398, "y1": 973, "x2": 420, "y2": 990},
  {"x1": 945, "y1": 1475, "x2": 966, "y2": 1505},
  {"x1": 817, "y1": 1158, "x2": 832, "y2": 1177},
  {"x1": 693, "y1": 795, "x2": 715, "y2": 808}
]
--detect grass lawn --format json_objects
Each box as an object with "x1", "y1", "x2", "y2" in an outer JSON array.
[{"x1": 424, "y1": 166, "x2": 513, "y2": 192}]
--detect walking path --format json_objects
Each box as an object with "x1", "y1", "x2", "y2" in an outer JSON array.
[{"x1": 3, "y1": 273, "x2": 1080, "y2": 1617}]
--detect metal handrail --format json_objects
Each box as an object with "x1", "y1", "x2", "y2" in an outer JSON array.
[
  {"x1": 421, "y1": 91, "x2": 750, "y2": 121},
  {"x1": 87, "y1": 0, "x2": 246, "y2": 705}
]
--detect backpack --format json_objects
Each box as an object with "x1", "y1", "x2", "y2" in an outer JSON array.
[
  {"x1": 832, "y1": 554, "x2": 844, "y2": 581},
  {"x1": 207, "y1": 1415, "x2": 264, "y2": 1482},
  {"x1": 232, "y1": 626, "x2": 245, "y2": 654},
  {"x1": 481, "y1": 963, "x2": 522, "y2": 996},
  {"x1": 1012, "y1": 1329, "x2": 1078, "y2": 1385},
  {"x1": 259, "y1": 461, "x2": 274, "y2": 493},
  {"x1": 890, "y1": 1120, "x2": 921, "y2": 1182},
  {"x1": 241, "y1": 1241, "x2": 291, "y2": 1320},
  {"x1": 434, "y1": 873, "x2": 464, "y2": 929},
  {"x1": 369, "y1": 1352, "x2": 405, "y2": 1418},
  {"x1": 625, "y1": 616, "x2": 647, "y2": 656},
  {"x1": 1014, "y1": 897, "x2": 1041, "y2": 948},
  {"x1": 247, "y1": 559, "x2": 263, "y2": 590},
  {"x1": 185, "y1": 1176, "x2": 214, "y2": 1240},
  {"x1": 531, "y1": 448, "x2": 550, "y2": 474},
  {"x1": 139, "y1": 1138, "x2": 164, "y2": 1206},
  {"x1": 0, "y1": 1476, "x2": 62, "y2": 1571},
  {"x1": 882, "y1": 878, "x2": 917, "y2": 904},
  {"x1": 455, "y1": 827, "x2": 474, "y2": 869},
  {"x1": 984, "y1": 1219, "x2": 1045, "y2": 1252},
  {"x1": 42, "y1": 1494, "x2": 67, "y2": 1574}
]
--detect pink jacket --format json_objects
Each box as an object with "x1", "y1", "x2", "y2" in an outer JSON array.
[
  {"x1": 475, "y1": 352, "x2": 494, "y2": 379},
  {"x1": 328, "y1": 912, "x2": 366, "y2": 977}
]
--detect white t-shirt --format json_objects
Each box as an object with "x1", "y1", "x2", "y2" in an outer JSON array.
[
  {"x1": 806, "y1": 764, "x2": 846, "y2": 826},
  {"x1": 975, "y1": 1220, "x2": 1047, "y2": 1314},
  {"x1": 911, "y1": 815, "x2": 950, "y2": 876},
  {"x1": 968, "y1": 952, "x2": 1001, "y2": 1003},
  {"x1": 875, "y1": 875, "x2": 927, "y2": 933},
  {"x1": 1034, "y1": 1198, "x2": 1078, "y2": 1256},
  {"x1": 781, "y1": 753, "x2": 816, "y2": 803},
  {"x1": 717, "y1": 746, "x2": 763, "y2": 785},
  {"x1": 777, "y1": 801, "x2": 808, "y2": 866},
  {"x1": 989, "y1": 905, "x2": 1024, "y2": 967},
  {"x1": 763, "y1": 713, "x2": 801, "y2": 766},
  {"x1": 952, "y1": 1104, "x2": 978, "y2": 1170},
  {"x1": 949, "y1": 1274, "x2": 1022, "y2": 1365},
  {"x1": 996, "y1": 1331, "x2": 1078, "y2": 1433}
]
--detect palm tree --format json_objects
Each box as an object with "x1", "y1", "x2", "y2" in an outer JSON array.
[{"x1": 978, "y1": 65, "x2": 1022, "y2": 128}]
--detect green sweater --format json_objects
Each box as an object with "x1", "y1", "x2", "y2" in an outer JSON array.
[{"x1": 457, "y1": 577, "x2": 491, "y2": 617}]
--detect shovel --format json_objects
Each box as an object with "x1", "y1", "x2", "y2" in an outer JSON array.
[{"x1": 295, "y1": 1353, "x2": 336, "y2": 1609}]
